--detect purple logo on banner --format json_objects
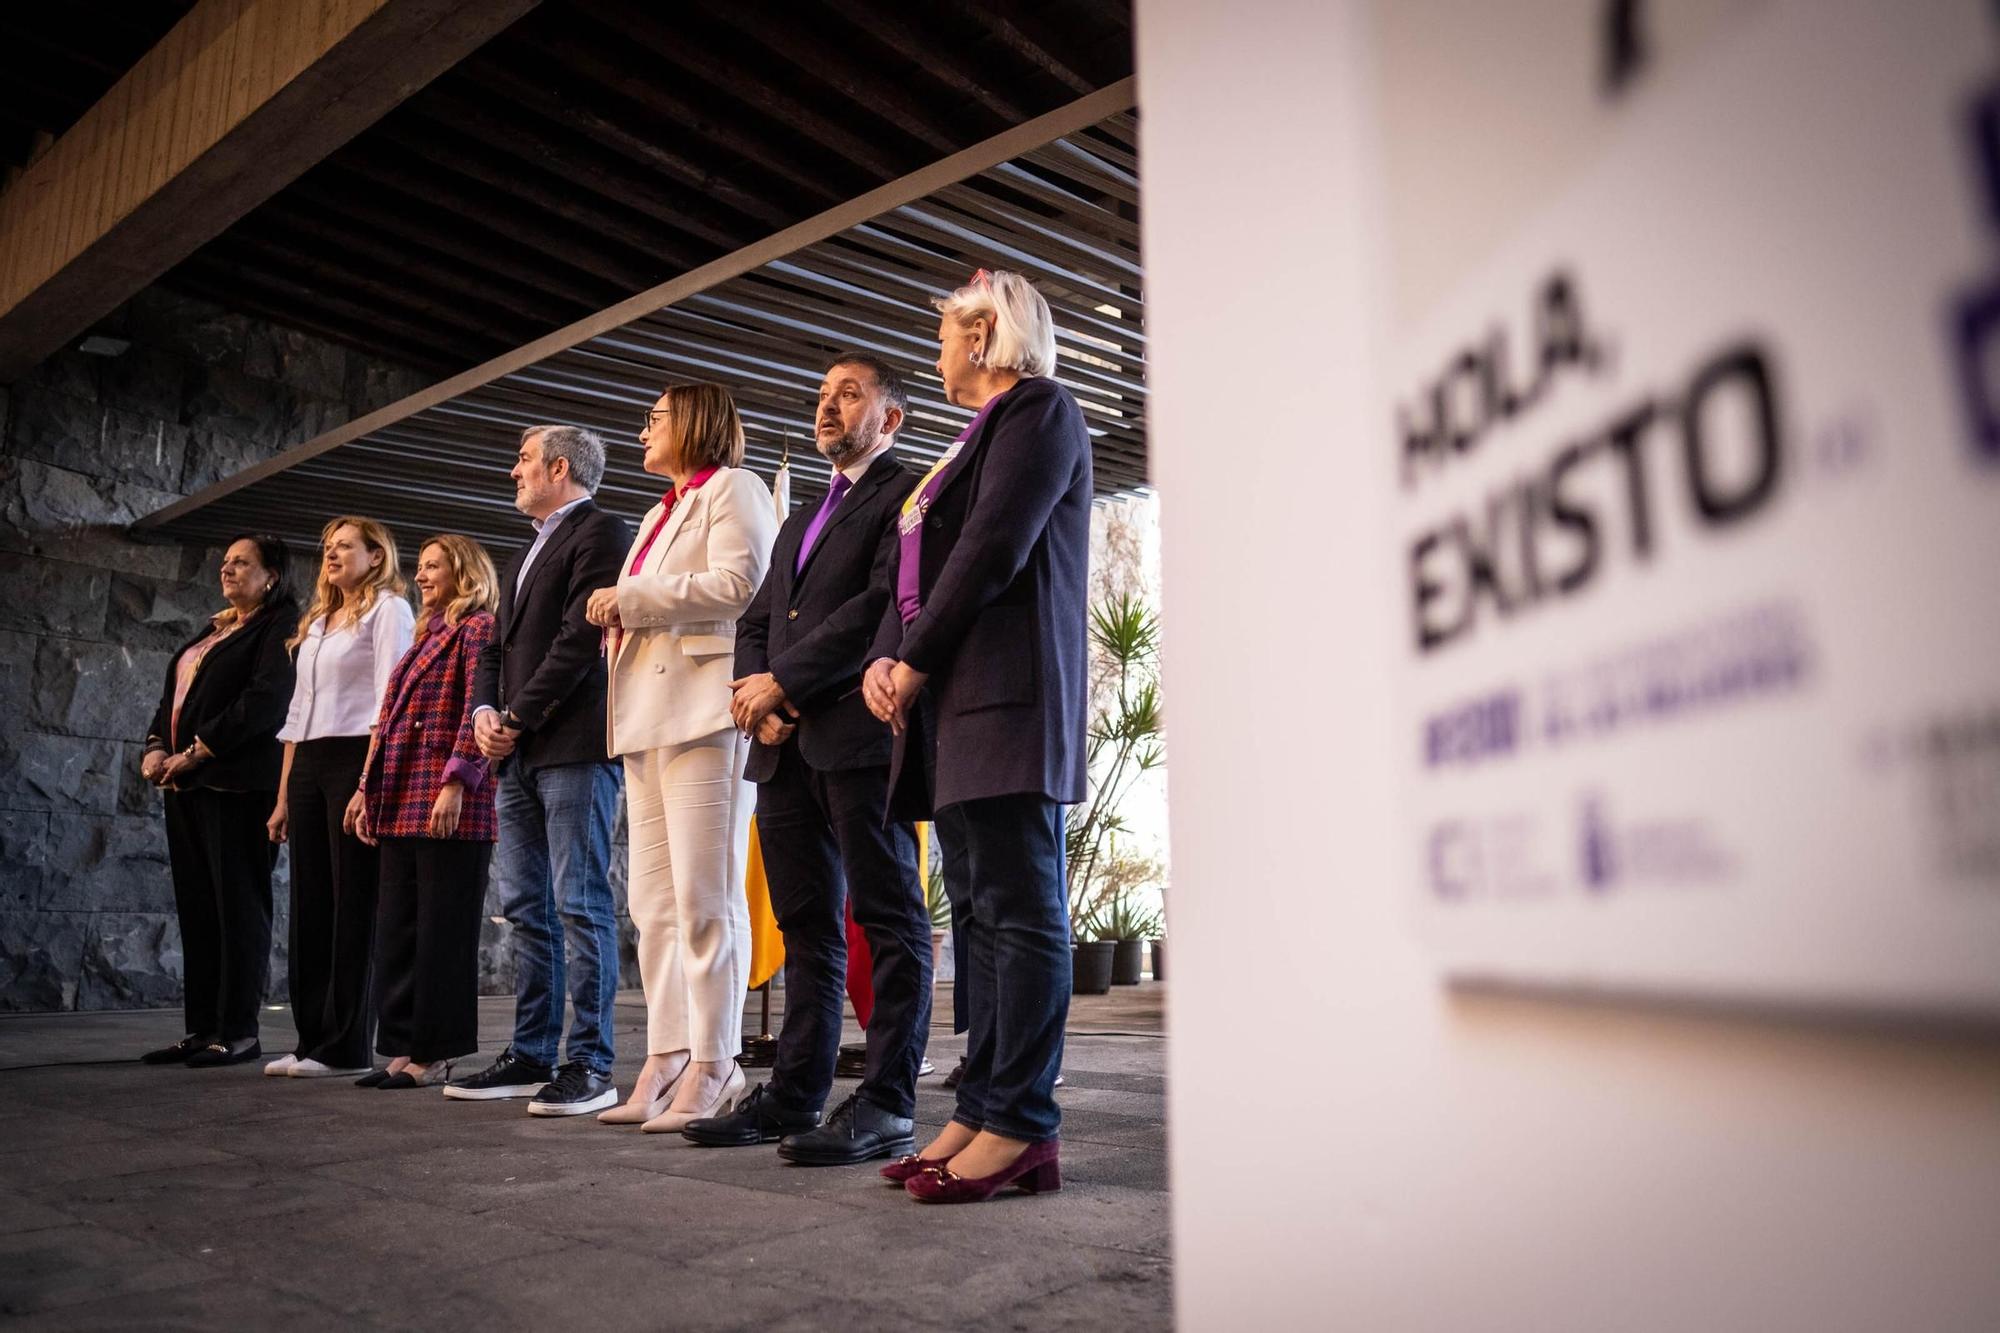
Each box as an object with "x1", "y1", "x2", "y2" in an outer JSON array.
[
  {"x1": 1579, "y1": 795, "x2": 1617, "y2": 893},
  {"x1": 1951, "y1": 85, "x2": 2000, "y2": 465}
]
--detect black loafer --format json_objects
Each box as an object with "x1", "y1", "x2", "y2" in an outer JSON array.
[
  {"x1": 140, "y1": 1034, "x2": 209, "y2": 1066},
  {"x1": 682, "y1": 1083, "x2": 820, "y2": 1146},
  {"x1": 354, "y1": 1069, "x2": 390, "y2": 1087},
  {"x1": 778, "y1": 1092, "x2": 914, "y2": 1166},
  {"x1": 185, "y1": 1038, "x2": 261, "y2": 1068}
]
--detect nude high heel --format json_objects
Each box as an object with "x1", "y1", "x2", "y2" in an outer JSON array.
[
  {"x1": 642, "y1": 1062, "x2": 746, "y2": 1134},
  {"x1": 598, "y1": 1062, "x2": 687, "y2": 1125}
]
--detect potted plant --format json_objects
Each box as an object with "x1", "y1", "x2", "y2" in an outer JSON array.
[
  {"x1": 1065, "y1": 593, "x2": 1166, "y2": 992},
  {"x1": 1101, "y1": 889, "x2": 1164, "y2": 986},
  {"x1": 1070, "y1": 893, "x2": 1116, "y2": 995}
]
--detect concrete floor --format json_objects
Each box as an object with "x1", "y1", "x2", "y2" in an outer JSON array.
[{"x1": 0, "y1": 983, "x2": 1169, "y2": 1330}]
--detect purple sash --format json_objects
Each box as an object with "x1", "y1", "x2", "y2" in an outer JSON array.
[{"x1": 896, "y1": 393, "x2": 1005, "y2": 624}]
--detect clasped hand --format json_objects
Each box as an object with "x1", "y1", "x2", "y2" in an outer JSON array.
[
  {"x1": 861, "y1": 658, "x2": 927, "y2": 735},
  {"x1": 728, "y1": 671, "x2": 798, "y2": 745},
  {"x1": 584, "y1": 586, "x2": 622, "y2": 629},
  {"x1": 474, "y1": 708, "x2": 517, "y2": 761}
]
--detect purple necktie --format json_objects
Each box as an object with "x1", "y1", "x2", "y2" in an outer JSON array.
[{"x1": 795, "y1": 472, "x2": 852, "y2": 574}]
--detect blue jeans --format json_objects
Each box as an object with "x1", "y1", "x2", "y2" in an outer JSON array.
[
  {"x1": 935, "y1": 794, "x2": 1070, "y2": 1143},
  {"x1": 495, "y1": 757, "x2": 621, "y2": 1074}
]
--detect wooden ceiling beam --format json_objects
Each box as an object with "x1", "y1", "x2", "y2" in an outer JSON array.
[
  {"x1": 702, "y1": 5, "x2": 967, "y2": 159},
  {"x1": 0, "y1": 0, "x2": 540, "y2": 383},
  {"x1": 315, "y1": 150, "x2": 662, "y2": 295},
  {"x1": 366, "y1": 117, "x2": 705, "y2": 275},
  {"x1": 952, "y1": 1, "x2": 1098, "y2": 95},
  {"x1": 821, "y1": 0, "x2": 1035, "y2": 125},
  {"x1": 448, "y1": 61, "x2": 802, "y2": 233},
  {"x1": 618, "y1": 5, "x2": 912, "y2": 184},
  {"x1": 406, "y1": 87, "x2": 762, "y2": 253},
  {"x1": 477, "y1": 26, "x2": 846, "y2": 210},
  {"x1": 269, "y1": 184, "x2": 617, "y2": 312}
]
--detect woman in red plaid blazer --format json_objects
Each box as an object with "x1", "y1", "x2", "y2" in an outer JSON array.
[{"x1": 346, "y1": 534, "x2": 501, "y2": 1089}]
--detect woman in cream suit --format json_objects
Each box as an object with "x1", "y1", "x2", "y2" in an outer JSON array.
[{"x1": 585, "y1": 383, "x2": 776, "y2": 1133}]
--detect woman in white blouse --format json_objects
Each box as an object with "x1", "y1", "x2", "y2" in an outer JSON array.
[
  {"x1": 584, "y1": 383, "x2": 775, "y2": 1132},
  {"x1": 266, "y1": 516, "x2": 414, "y2": 1079}
]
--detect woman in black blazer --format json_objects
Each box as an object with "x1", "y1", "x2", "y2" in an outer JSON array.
[
  {"x1": 139, "y1": 535, "x2": 298, "y2": 1068},
  {"x1": 864, "y1": 269, "x2": 1092, "y2": 1203}
]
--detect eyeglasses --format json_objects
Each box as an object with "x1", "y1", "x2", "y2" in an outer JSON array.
[{"x1": 641, "y1": 406, "x2": 672, "y2": 431}]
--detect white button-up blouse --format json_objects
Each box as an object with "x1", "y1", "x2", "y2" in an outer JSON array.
[{"x1": 277, "y1": 593, "x2": 416, "y2": 743}]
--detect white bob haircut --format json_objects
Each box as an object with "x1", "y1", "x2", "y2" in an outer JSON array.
[{"x1": 933, "y1": 268, "x2": 1058, "y2": 378}]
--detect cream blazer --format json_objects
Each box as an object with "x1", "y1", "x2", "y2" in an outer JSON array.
[{"x1": 606, "y1": 466, "x2": 776, "y2": 757}]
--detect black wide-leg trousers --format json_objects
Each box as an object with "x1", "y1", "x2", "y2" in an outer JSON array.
[
  {"x1": 286, "y1": 735, "x2": 377, "y2": 1068},
  {"x1": 758, "y1": 738, "x2": 932, "y2": 1118},
  {"x1": 164, "y1": 787, "x2": 278, "y2": 1043},
  {"x1": 373, "y1": 835, "x2": 491, "y2": 1064}
]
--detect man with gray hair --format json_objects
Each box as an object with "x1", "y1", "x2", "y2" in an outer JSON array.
[{"x1": 450, "y1": 424, "x2": 632, "y2": 1115}]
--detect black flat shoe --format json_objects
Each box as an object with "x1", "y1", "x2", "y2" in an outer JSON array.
[
  {"x1": 185, "y1": 1038, "x2": 261, "y2": 1068},
  {"x1": 379, "y1": 1061, "x2": 454, "y2": 1090},
  {"x1": 354, "y1": 1069, "x2": 390, "y2": 1087},
  {"x1": 140, "y1": 1035, "x2": 209, "y2": 1066}
]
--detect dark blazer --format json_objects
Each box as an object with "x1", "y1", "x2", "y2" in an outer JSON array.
[
  {"x1": 868, "y1": 376, "x2": 1093, "y2": 815},
  {"x1": 472, "y1": 499, "x2": 633, "y2": 768},
  {"x1": 146, "y1": 593, "x2": 299, "y2": 793},
  {"x1": 736, "y1": 449, "x2": 917, "y2": 783},
  {"x1": 363, "y1": 611, "x2": 499, "y2": 841}
]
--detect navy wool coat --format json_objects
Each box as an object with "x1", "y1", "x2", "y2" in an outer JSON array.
[{"x1": 869, "y1": 375, "x2": 1093, "y2": 816}]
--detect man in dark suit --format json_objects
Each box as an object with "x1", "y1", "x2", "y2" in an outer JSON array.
[
  {"x1": 445, "y1": 424, "x2": 632, "y2": 1117},
  {"x1": 682, "y1": 354, "x2": 930, "y2": 1165}
]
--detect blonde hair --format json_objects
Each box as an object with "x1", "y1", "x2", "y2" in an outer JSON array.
[
  {"x1": 933, "y1": 268, "x2": 1057, "y2": 377},
  {"x1": 656, "y1": 382, "x2": 745, "y2": 474},
  {"x1": 418, "y1": 534, "x2": 499, "y2": 629},
  {"x1": 290, "y1": 515, "x2": 407, "y2": 649}
]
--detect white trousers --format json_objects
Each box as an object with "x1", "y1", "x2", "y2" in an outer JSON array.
[{"x1": 622, "y1": 729, "x2": 752, "y2": 1061}]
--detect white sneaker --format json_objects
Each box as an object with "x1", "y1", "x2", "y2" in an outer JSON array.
[
  {"x1": 288, "y1": 1058, "x2": 371, "y2": 1078},
  {"x1": 263, "y1": 1054, "x2": 299, "y2": 1077}
]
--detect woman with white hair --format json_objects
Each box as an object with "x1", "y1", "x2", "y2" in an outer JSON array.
[{"x1": 863, "y1": 268, "x2": 1092, "y2": 1203}]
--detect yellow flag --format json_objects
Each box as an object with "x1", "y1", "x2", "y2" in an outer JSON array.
[{"x1": 745, "y1": 815, "x2": 785, "y2": 989}]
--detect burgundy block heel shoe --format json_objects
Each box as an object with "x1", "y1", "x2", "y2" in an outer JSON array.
[
  {"x1": 880, "y1": 1153, "x2": 953, "y2": 1184},
  {"x1": 904, "y1": 1139, "x2": 1061, "y2": 1204}
]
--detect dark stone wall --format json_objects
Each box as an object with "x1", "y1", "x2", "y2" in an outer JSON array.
[{"x1": 0, "y1": 286, "x2": 431, "y2": 1013}]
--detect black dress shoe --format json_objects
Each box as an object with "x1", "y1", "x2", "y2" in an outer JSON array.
[
  {"x1": 185, "y1": 1038, "x2": 261, "y2": 1068},
  {"x1": 941, "y1": 1056, "x2": 967, "y2": 1090},
  {"x1": 682, "y1": 1083, "x2": 820, "y2": 1146},
  {"x1": 140, "y1": 1034, "x2": 209, "y2": 1066},
  {"x1": 354, "y1": 1069, "x2": 390, "y2": 1087},
  {"x1": 778, "y1": 1092, "x2": 915, "y2": 1166}
]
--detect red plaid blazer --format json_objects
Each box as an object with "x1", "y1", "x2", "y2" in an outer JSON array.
[{"x1": 362, "y1": 611, "x2": 498, "y2": 841}]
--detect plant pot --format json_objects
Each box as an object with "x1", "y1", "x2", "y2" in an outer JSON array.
[
  {"x1": 1072, "y1": 940, "x2": 1115, "y2": 994},
  {"x1": 1149, "y1": 938, "x2": 1165, "y2": 982},
  {"x1": 1110, "y1": 938, "x2": 1145, "y2": 985},
  {"x1": 930, "y1": 929, "x2": 949, "y2": 979}
]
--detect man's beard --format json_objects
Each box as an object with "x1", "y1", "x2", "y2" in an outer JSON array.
[{"x1": 818, "y1": 411, "x2": 883, "y2": 467}]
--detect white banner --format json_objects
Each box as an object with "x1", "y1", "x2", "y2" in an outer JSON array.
[{"x1": 1395, "y1": 0, "x2": 2000, "y2": 1016}]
